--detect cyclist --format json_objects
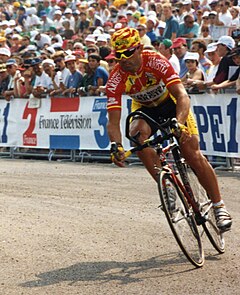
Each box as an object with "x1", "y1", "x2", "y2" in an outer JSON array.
[{"x1": 106, "y1": 27, "x2": 232, "y2": 233}]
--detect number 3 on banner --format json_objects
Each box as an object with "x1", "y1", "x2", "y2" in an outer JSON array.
[{"x1": 22, "y1": 103, "x2": 38, "y2": 146}]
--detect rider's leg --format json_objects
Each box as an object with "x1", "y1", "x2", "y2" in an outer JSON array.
[
  {"x1": 180, "y1": 135, "x2": 232, "y2": 231},
  {"x1": 180, "y1": 135, "x2": 221, "y2": 203},
  {"x1": 130, "y1": 118, "x2": 160, "y2": 181}
]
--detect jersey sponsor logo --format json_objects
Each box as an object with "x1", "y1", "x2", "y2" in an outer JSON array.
[
  {"x1": 130, "y1": 84, "x2": 166, "y2": 102},
  {"x1": 146, "y1": 57, "x2": 170, "y2": 75},
  {"x1": 107, "y1": 97, "x2": 118, "y2": 105},
  {"x1": 106, "y1": 71, "x2": 122, "y2": 93}
]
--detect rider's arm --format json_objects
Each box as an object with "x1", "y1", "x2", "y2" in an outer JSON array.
[
  {"x1": 107, "y1": 109, "x2": 122, "y2": 143},
  {"x1": 167, "y1": 82, "x2": 190, "y2": 125}
]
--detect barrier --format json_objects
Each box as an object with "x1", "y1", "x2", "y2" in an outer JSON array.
[{"x1": 0, "y1": 94, "x2": 239, "y2": 168}]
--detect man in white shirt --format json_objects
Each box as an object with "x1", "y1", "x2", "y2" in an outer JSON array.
[
  {"x1": 158, "y1": 39, "x2": 180, "y2": 74},
  {"x1": 215, "y1": 1, "x2": 232, "y2": 36},
  {"x1": 33, "y1": 32, "x2": 51, "y2": 49}
]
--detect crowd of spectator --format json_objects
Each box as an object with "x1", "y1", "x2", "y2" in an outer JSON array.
[{"x1": 0, "y1": 0, "x2": 240, "y2": 100}]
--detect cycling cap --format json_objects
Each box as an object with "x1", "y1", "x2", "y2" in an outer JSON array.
[{"x1": 111, "y1": 27, "x2": 141, "y2": 52}]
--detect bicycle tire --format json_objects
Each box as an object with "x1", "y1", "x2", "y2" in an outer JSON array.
[
  {"x1": 158, "y1": 170, "x2": 204, "y2": 268},
  {"x1": 186, "y1": 167, "x2": 225, "y2": 254}
]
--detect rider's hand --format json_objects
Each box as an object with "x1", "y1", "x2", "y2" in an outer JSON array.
[
  {"x1": 110, "y1": 142, "x2": 125, "y2": 167},
  {"x1": 173, "y1": 123, "x2": 191, "y2": 144}
]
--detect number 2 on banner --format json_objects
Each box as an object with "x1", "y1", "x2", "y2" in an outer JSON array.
[{"x1": 22, "y1": 103, "x2": 38, "y2": 146}]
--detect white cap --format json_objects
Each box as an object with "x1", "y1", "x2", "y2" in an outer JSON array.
[
  {"x1": 202, "y1": 11, "x2": 209, "y2": 18},
  {"x1": 147, "y1": 11, "x2": 157, "y2": 17},
  {"x1": 64, "y1": 55, "x2": 76, "y2": 63},
  {"x1": 126, "y1": 10, "x2": 133, "y2": 15},
  {"x1": 8, "y1": 20, "x2": 16, "y2": 26},
  {"x1": 205, "y1": 42, "x2": 217, "y2": 53},
  {"x1": 4, "y1": 28, "x2": 13, "y2": 36},
  {"x1": 45, "y1": 47, "x2": 56, "y2": 54},
  {"x1": 97, "y1": 35, "x2": 107, "y2": 42},
  {"x1": 85, "y1": 34, "x2": 96, "y2": 43},
  {"x1": 183, "y1": 52, "x2": 199, "y2": 61},
  {"x1": 27, "y1": 45, "x2": 37, "y2": 51},
  {"x1": 1, "y1": 20, "x2": 9, "y2": 26},
  {"x1": 51, "y1": 42, "x2": 63, "y2": 49},
  {"x1": 54, "y1": 10, "x2": 62, "y2": 15},
  {"x1": 64, "y1": 8, "x2": 72, "y2": 14},
  {"x1": 12, "y1": 34, "x2": 21, "y2": 39},
  {"x1": 0, "y1": 48, "x2": 11, "y2": 57},
  {"x1": 42, "y1": 58, "x2": 55, "y2": 67},
  {"x1": 182, "y1": 0, "x2": 191, "y2": 4},
  {"x1": 14, "y1": 26, "x2": 22, "y2": 33},
  {"x1": 158, "y1": 21, "x2": 166, "y2": 29},
  {"x1": 216, "y1": 36, "x2": 235, "y2": 50},
  {"x1": 209, "y1": 11, "x2": 217, "y2": 15},
  {"x1": 147, "y1": 16, "x2": 157, "y2": 26}
]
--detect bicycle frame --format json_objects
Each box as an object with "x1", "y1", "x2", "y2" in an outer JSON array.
[{"x1": 124, "y1": 110, "x2": 206, "y2": 225}]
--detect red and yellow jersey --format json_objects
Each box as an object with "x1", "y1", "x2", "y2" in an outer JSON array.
[{"x1": 106, "y1": 50, "x2": 181, "y2": 112}]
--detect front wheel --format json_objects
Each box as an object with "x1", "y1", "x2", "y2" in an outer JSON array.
[
  {"x1": 158, "y1": 170, "x2": 204, "y2": 268},
  {"x1": 186, "y1": 167, "x2": 225, "y2": 254}
]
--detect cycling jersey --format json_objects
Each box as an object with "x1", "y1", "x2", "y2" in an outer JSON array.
[
  {"x1": 106, "y1": 50, "x2": 181, "y2": 111},
  {"x1": 106, "y1": 50, "x2": 198, "y2": 135}
]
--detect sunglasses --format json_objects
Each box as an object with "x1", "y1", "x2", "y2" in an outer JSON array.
[
  {"x1": 107, "y1": 59, "x2": 116, "y2": 63},
  {"x1": 6, "y1": 65, "x2": 13, "y2": 69},
  {"x1": 186, "y1": 20, "x2": 194, "y2": 23},
  {"x1": 185, "y1": 60, "x2": 196, "y2": 63},
  {"x1": 115, "y1": 46, "x2": 140, "y2": 60},
  {"x1": 54, "y1": 58, "x2": 63, "y2": 63}
]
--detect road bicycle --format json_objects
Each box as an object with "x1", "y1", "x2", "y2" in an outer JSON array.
[{"x1": 121, "y1": 110, "x2": 225, "y2": 268}]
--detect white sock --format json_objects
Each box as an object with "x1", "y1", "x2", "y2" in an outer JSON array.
[{"x1": 213, "y1": 200, "x2": 224, "y2": 207}]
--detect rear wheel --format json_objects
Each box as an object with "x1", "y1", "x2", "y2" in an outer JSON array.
[
  {"x1": 158, "y1": 170, "x2": 204, "y2": 267},
  {"x1": 186, "y1": 167, "x2": 225, "y2": 254}
]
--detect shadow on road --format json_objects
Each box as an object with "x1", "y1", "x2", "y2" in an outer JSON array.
[{"x1": 20, "y1": 253, "x2": 196, "y2": 288}]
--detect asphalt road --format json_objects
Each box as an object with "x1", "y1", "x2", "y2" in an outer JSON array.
[{"x1": 0, "y1": 159, "x2": 239, "y2": 295}]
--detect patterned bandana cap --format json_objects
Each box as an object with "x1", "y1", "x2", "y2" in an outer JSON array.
[{"x1": 111, "y1": 27, "x2": 141, "y2": 52}]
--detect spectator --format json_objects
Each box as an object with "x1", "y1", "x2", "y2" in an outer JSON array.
[
  {"x1": 211, "y1": 46, "x2": 240, "y2": 91},
  {"x1": 50, "y1": 52, "x2": 70, "y2": 95},
  {"x1": 191, "y1": 39, "x2": 212, "y2": 75},
  {"x1": 178, "y1": 14, "x2": 200, "y2": 45},
  {"x1": 87, "y1": 53, "x2": 109, "y2": 96},
  {"x1": 157, "y1": 21, "x2": 166, "y2": 43},
  {"x1": 171, "y1": 37, "x2": 189, "y2": 78},
  {"x1": 193, "y1": 42, "x2": 221, "y2": 90},
  {"x1": 73, "y1": 10, "x2": 81, "y2": 34},
  {"x1": 49, "y1": 27, "x2": 63, "y2": 45},
  {"x1": 32, "y1": 32, "x2": 51, "y2": 50},
  {"x1": 230, "y1": 6, "x2": 240, "y2": 27},
  {"x1": 132, "y1": 11, "x2": 141, "y2": 28},
  {"x1": 78, "y1": 11, "x2": 90, "y2": 34},
  {"x1": 16, "y1": 6, "x2": 27, "y2": 27},
  {"x1": 61, "y1": 20, "x2": 74, "y2": 40},
  {"x1": 62, "y1": 55, "x2": 83, "y2": 96},
  {"x1": 3, "y1": 58, "x2": 20, "y2": 101},
  {"x1": 199, "y1": 25, "x2": 212, "y2": 43},
  {"x1": 159, "y1": 39, "x2": 180, "y2": 74},
  {"x1": 77, "y1": 60, "x2": 95, "y2": 96},
  {"x1": 98, "y1": 0, "x2": 111, "y2": 23},
  {"x1": 0, "y1": 63, "x2": 9, "y2": 97},
  {"x1": 146, "y1": 16, "x2": 157, "y2": 44},
  {"x1": 40, "y1": 10, "x2": 54, "y2": 32},
  {"x1": 63, "y1": 8, "x2": 75, "y2": 30},
  {"x1": 32, "y1": 57, "x2": 53, "y2": 97},
  {"x1": 212, "y1": 35, "x2": 237, "y2": 85},
  {"x1": 18, "y1": 35, "x2": 30, "y2": 52},
  {"x1": 162, "y1": 3, "x2": 179, "y2": 41},
  {"x1": 215, "y1": 1, "x2": 232, "y2": 28},
  {"x1": 87, "y1": 7, "x2": 103, "y2": 27},
  {"x1": 25, "y1": 7, "x2": 41, "y2": 31},
  {"x1": 181, "y1": 52, "x2": 205, "y2": 92},
  {"x1": 136, "y1": 24, "x2": 151, "y2": 47},
  {"x1": 53, "y1": 10, "x2": 64, "y2": 31},
  {"x1": 10, "y1": 34, "x2": 22, "y2": 54}
]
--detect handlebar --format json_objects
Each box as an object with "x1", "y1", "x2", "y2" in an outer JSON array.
[{"x1": 124, "y1": 111, "x2": 180, "y2": 159}]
